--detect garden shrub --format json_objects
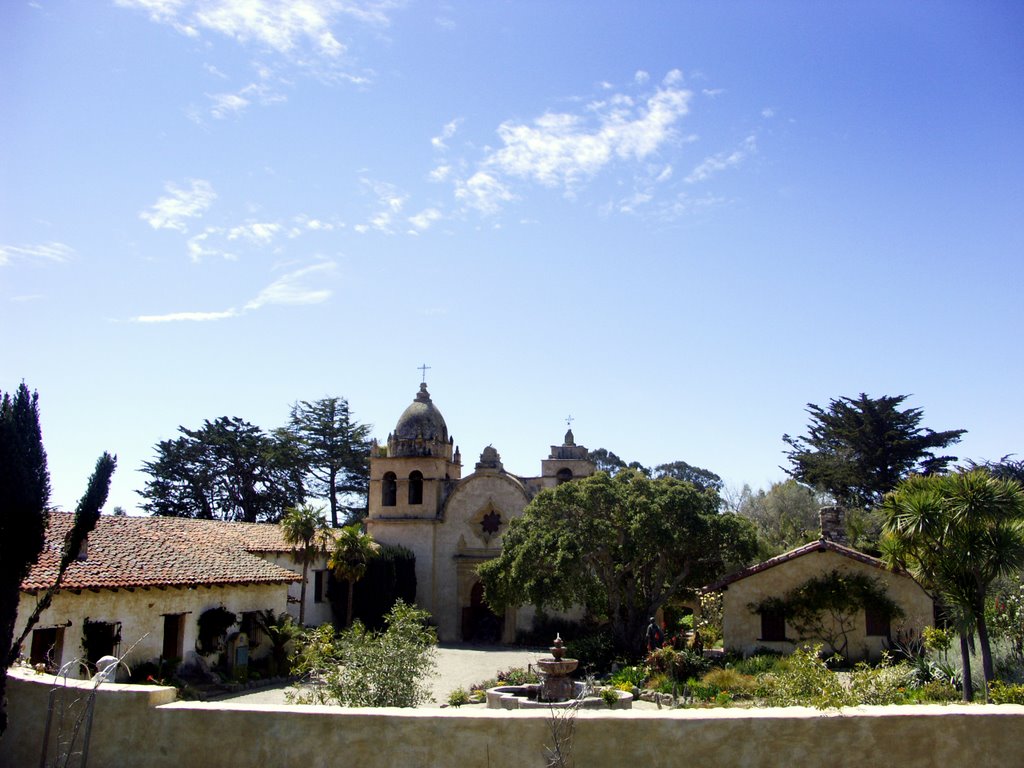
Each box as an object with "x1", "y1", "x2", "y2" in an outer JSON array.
[
  {"x1": 847, "y1": 659, "x2": 918, "y2": 705},
  {"x1": 290, "y1": 600, "x2": 437, "y2": 707},
  {"x1": 609, "y1": 665, "x2": 648, "y2": 689},
  {"x1": 495, "y1": 666, "x2": 539, "y2": 685},
  {"x1": 701, "y1": 667, "x2": 758, "y2": 698},
  {"x1": 447, "y1": 688, "x2": 470, "y2": 707},
  {"x1": 687, "y1": 679, "x2": 721, "y2": 702},
  {"x1": 565, "y1": 628, "x2": 618, "y2": 674},
  {"x1": 989, "y1": 680, "x2": 1024, "y2": 705},
  {"x1": 646, "y1": 646, "x2": 708, "y2": 682},
  {"x1": 756, "y1": 645, "x2": 851, "y2": 709},
  {"x1": 731, "y1": 652, "x2": 783, "y2": 677},
  {"x1": 909, "y1": 679, "x2": 959, "y2": 703}
]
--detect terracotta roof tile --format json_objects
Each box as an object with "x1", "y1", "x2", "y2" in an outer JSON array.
[
  {"x1": 703, "y1": 538, "x2": 896, "y2": 593},
  {"x1": 21, "y1": 514, "x2": 308, "y2": 592}
]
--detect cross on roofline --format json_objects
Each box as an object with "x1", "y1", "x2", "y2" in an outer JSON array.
[
  {"x1": 418, "y1": 363, "x2": 431, "y2": 383},
  {"x1": 565, "y1": 414, "x2": 574, "y2": 427}
]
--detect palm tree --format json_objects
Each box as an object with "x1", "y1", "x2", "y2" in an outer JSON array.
[
  {"x1": 280, "y1": 504, "x2": 332, "y2": 625},
  {"x1": 328, "y1": 524, "x2": 380, "y2": 627},
  {"x1": 881, "y1": 470, "x2": 1024, "y2": 700}
]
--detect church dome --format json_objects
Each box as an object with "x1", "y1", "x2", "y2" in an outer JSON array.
[{"x1": 389, "y1": 383, "x2": 450, "y2": 457}]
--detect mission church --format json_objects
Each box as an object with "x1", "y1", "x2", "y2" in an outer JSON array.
[{"x1": 366, "y1": 381, "x2": 594, "y2": 643}]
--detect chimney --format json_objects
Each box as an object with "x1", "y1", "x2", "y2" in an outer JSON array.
[{"x1": 818, "y1": 506, "x2": 848, "y2": 546}]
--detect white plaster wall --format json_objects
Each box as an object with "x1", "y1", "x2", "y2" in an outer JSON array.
[
  {"x1": 15, "y1": 582, "x2": 289, "y2": 679},
  {"x1": 258, "y1": 552, "x2": 332, "y2": 627},
  {"x1": 721, "y1": 550, "x2": 934, "y2": 660}
]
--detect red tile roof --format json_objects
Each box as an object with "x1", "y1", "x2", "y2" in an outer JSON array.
[
  {"x1": 21, "y1": 514, "x2": 307, "y2": 592},
  {"x1": 703, "y1": 538, "x2": 896, "y2": 593}
]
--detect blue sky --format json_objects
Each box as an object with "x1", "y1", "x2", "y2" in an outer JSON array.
[{"x1": 3, "y1": 1, "x2": 1022, "y2": 515}]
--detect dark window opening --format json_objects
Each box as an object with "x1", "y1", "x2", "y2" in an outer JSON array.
[
  {"x1": 408, "y1": 471, "x2": 424, "y2": 505},
  {"x1": 556, "y1": 468, "x2": 573, "y2": 484},
  {"x1": 314, "y1": 570, "x2": 326, "y2": 603},
  {"x1": 82, "y1": 620, "x2": 121, "y2": 667},
  {"x1": 162, "y1": 614, "x2": 185, "y2": 660},
  {"x1": 760, "y1": 609, "x2": 786, "y2": 642},
  {"x1": 30, "y1": 627, "x2": 63, "y2": 672},
  {"x1": 241, "y1": 611, "x2": 264, "y2": 646},
  {"x1": 865, "y1": 607, "x2": 891, "y2": 638},
  {"x1": 382, "y1": 472, "x2": 397, "y2": 507}
]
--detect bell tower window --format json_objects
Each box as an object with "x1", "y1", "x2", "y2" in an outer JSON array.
[
  {"x1": 556, "y1": 468, "x2": 573, "y2": 484},
  {"x1": 408, "y1": 471, "x2": 424, "y2": 505},
  {"x1": 382, "y1": 472, "x2": 397, "y2": 507}
]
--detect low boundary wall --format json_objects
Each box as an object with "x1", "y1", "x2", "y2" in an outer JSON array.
[{"x1": 4, "y1": 668, "x2": 1023, "y2": 767}]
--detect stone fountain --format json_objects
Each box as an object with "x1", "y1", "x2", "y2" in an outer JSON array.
[
  {"x1": 536, "y1": 633, "x2": 577, "y2": 702},
  {"x1": 485, "y1": 634, "x2": 632, "y2": 710}
]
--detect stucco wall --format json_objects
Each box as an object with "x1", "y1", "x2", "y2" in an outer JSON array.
[
  {"x1": 4, "y1": 668, "x2": 1022, "y2": 768},
  {"x1": 14, "y1": 582, "x2": 289, "y2": 679},
  {"x1": 258, "y1": 552, "x2": 332, "y2": 627},
  {"x1": 721, "y1": 549, "x2": 934, "y2": 660}
]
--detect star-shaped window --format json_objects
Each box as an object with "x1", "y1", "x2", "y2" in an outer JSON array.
[{"x1": 481, "y1": 510, "x2": 501, "y2": 535}]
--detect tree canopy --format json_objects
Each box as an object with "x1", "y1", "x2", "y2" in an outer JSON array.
[
  {"x1": 478, "y1": 469, "x2": 757, "y2": 656},
  {"x1": 783, "y1": 393, "x2": 966, "y2": 510},
  {"x1": 732, "y1": 479, "x2": 827, "y2": 556},
  {"x1": 280, "y1": 504, "x2": 332, "y2": 625},
  {"x1": 139, "y1": 416, "x2": 303, "y2": 523},
  {"x1": 881, "y1": 470, "x2": 1024, "y2": 700},
  {"x1": 279, "y1": 398, "x2": 371, "y2": 527}
]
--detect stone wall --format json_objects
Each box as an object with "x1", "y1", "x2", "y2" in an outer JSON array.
[
  {"x1": 721, "y1": 548, "x2": 933, "y2": 661},
  {"x1": 4, "y1": 669, "x2": 1022, "y2": 768}
]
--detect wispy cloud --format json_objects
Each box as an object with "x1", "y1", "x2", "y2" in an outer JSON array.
[
  {"x1": 354, "y1": 179, "x2": 407, "y2": 233},
  {"x1": 227, "y1": 221, "x2": 282, "y2": 244},
  {"x1": 446, "y1": 71, "x2": 691, "y2": 215},
  {"x1": 431, "y1": 119, "x2": 461, "y2": 151},
  {"x1": 140, "y1": 179, "x2": 217, "y2": 233},
  {"x1": 0, "y1": 241, "x2": 75, "y2": 267},
  {"x1": 407, "y1": 207, "x2": 442, "y2": 233},
  {"x1": 244, "y1": 261, "x2": 334, "y2": 309},
  {"x1": 116, "y1": 0, "x2": 397, "y2": 76},
  {"x1": 133, "y1": 260, "x2": 335, "y2": 322},
  {"x1": 685, "y1": 135, "x2": 757, "y2": 184}
]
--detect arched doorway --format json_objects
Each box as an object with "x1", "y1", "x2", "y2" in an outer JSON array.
[{"x1": 461, "y1": 581, "x2": 502, "y2": 643}]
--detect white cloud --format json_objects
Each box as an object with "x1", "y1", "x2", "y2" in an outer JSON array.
[
  {"x1": 407, "y1": 207, "x2": 442, "y2": 232},
  {"x1": 116, "y1": 0, "x2": 396, "y2": 66},
  {"x1": 0, "y1": 241, "x2": 74, "y2": 267},
  {"x1": 761, "y1": 107, "x2": 776, "y2": 118},
  {"x1": 482, "y1": 77, "x2": 690, "y2": 192},
  {"x1": 431, "y1": 118, "x2": 462, "y2": 150},
  {"x1": 634, "y1": 70, "x2": 649, "y2": 85},
  {"x1": 454, "y1": 171, "x2": 515, "y2": 215},
  {"x1": 134, "y1": 260, "x2": 335, "y2": 322},
  {"x1": 227, "y1": 220, "x2": 281, "y2": 244},
  {"x1": 140, "y1": 179, "x2": 216, "y2": 232},
  {"x1": 135, "y1": 308, "x2": 240, "y2": 323},
  {"x1": 208, "y1": 91, "x2": 250, "y2": 118},
  {"x1": 357, "y1": 179, "x2": 407, "y2": 233},
  {"x1": 685, "y1": 135, "x2": 757, "y2": 184},
  {"x1": 429, "y1": 164, "x2": 452, "y2": 182},
  {"x1": 244, "y1": 261, "x2": 335, "y2": 309}
]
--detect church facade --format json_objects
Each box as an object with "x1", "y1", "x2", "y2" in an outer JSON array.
[{"x1": 366, "y1": 382, "x2": 594, "y2": 643}]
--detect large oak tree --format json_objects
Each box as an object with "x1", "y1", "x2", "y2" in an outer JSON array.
[{"x1": 478, "y1": 469, "x2": 757, "y2": 656}]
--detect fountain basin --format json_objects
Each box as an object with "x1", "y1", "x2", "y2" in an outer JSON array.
[{"x1": 485, "y1": 683, "x2": 633, "y2": 710}]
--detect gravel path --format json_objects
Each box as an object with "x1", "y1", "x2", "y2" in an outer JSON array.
[{"x1": 210, "y1": 644, "x2": 549, "y2": 708}]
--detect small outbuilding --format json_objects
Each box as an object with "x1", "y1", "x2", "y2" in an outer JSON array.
[{"x1": 705, "y1": 508, "x2": 934, "y2": 662}]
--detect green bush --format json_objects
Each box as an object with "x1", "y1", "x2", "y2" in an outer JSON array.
[
  {"x1": 847, "y1": 660, "x2": 917, "y2": 705},
  {"x1": 686, "y1": 679, "x2": 721, "y2": 702},
  {"x1": 447, "y1": 688, "x2": 470, "y2": 707},
  {"x1": 609, "y1": 665, "x2": 648, "y2": 688},
  {"x1": 646, "y1": 646, "x2": 708, "y2": 682},
  {"x1": 600, "y1": 687, "x2": 619, "y2": 707},
  {"x1": 908, "y1": 679, "x2": 959, "y2": 703},
  {"x1": 495, "y1": 666, "x2": 539, "y2": 686},
  {"x1": 989, "y1": 680, "x2": 1024, "y2": 704},
  {"x1": 701, "y1": 667, "x2": 758, "y2": 698},
  {"x1": 756, "y1": 645, "x2": 851, "y2": 709},
  {"x1": 731, "y1": 653, "x2": 783, "y2": 677},
  {"x1": 289, "y1": 600, "x2": 437, "y2": 707},
  {"x1": 565, "y1": 629, "x2": 618, "y2": 674}
]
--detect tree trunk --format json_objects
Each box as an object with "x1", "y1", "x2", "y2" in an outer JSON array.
[
  {"x1": 958, "y1": 630, "x2": 974, "y2": 703},
  {"x1": 329, "y1": 468, "x2": 339, "y2": 528},
  {"x1": 346, "y1": 580, "x2": 355, "y2": 628},
  {"x1": 976, "y1": 607, "x2": 994, "y2": 692},
  {"x1": 298, "y1": 561, "x2": 308, "y2": 626}
]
